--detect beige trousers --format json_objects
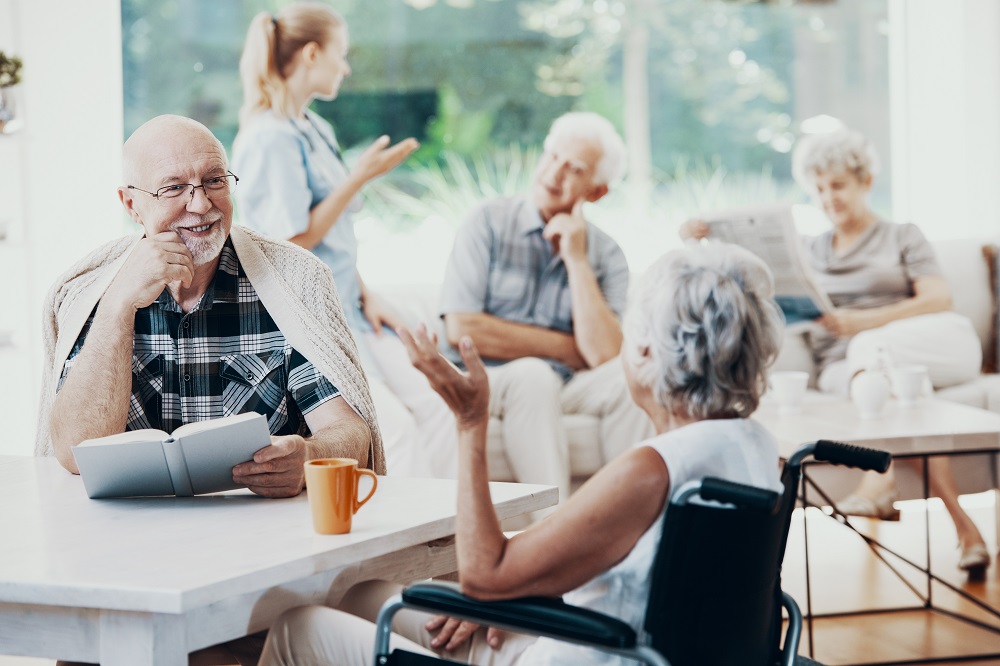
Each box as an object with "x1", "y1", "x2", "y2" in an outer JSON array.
[
  {"x1": 259, "y1": 581, "x2": 534, "y2": 666},
  {"x1": 485, "y1": 356, "x2": 654, "y2": 512},
  {"x1": 363, "y1": 331, "x2": 458, "y2": 478}
]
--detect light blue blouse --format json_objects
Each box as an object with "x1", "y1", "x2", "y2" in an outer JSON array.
[{"x1": 232, "y1": 109, "x2": 378, "y2": 371}]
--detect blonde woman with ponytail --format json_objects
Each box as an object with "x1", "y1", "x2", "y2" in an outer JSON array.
[{"x1": 233, "y1": 2, "x2": 453, "y2": 479}]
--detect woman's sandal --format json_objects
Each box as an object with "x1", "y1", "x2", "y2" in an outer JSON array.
[
  {"x1": 835, "y1": 493, "x2": 901, "y2": 521},
  {"x1": 959, "y1": 542, "x2": 991, "y2": 575}
]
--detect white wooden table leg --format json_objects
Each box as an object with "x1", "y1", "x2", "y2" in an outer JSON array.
[{"x1": 99, "y1": 612, "x2": 186, "y2": 666}]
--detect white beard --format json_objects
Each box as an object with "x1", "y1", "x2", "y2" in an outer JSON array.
[{"x1": 174, "y1": 217, "x2": 227, "y2": 266}]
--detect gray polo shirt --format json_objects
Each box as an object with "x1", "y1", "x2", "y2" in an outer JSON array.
[
  {"x1": 439, "y1": 196, "x2": 630, "y2": 380},
  {"x1": 803, "y1": 219, "x2": 941, "y2": 369}
]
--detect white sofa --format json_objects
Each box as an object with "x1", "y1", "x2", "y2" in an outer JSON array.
[
  {"x1": 379, "y1": 283, "x2": 633, "y2": 487},
  {"x1": 770, "y1": 238, "x2": 1000, "y2": 501},
  {"x1": 380, "y1": 237, "x2": 1000, "y2": 494}
]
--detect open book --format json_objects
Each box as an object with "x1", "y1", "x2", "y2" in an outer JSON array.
[
  {"x1": 72, "y1": 412, "x2": 271, "y2": 499},
  {"x1": 699, "y1": 203, "x2": 833, "y2": 327}
]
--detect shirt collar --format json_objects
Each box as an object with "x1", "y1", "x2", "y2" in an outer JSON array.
[
  {"x1": 516, "y1": 197, "x2": 546, "y2": 236},
  {"x1": 153, "y1": 238, "x2": 240, "y2": 313}
]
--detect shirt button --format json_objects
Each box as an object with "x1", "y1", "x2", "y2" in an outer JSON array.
[
  {"x1": 246, "y1": 372, "x2": 255, "y2": 381},
  {"x1": 182, "y1": 320, "x2": 190, "y2": 329},
  {"x1": 183, "y1": 373, "x2": 191, "y2": 382}
]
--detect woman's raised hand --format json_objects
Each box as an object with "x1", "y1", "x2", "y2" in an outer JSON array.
[
  {"x1": 398, "y1": 324, "x2": 489, "y2": 431},
  {"x1": 354, "y1": 135, "x2": 419, "y2": 183}
]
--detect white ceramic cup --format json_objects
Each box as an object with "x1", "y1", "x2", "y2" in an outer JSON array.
[
  {"x1": 850, "y1": 371, "x2": 890, "y2": 420},
  {"x1": 889, "y1": 364, "x2": 929, "y2": 406},
  {"x1": 768, "y1": 371, "x2": 809, "y2": 415}
]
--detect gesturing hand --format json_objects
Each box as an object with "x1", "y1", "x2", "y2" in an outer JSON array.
[
  {"x1": 679, "y1": 218, "x2": 710, "y2": 241},
  {"x1": 354, "y1": 135, "x2": 420, "y2": 184},
  {"x1": 397, "y1": 324, "x2": 489, "y2": 431},
  {"x1": 232, "y1": 435, "x2": 307, "y2": 498},
  {"x1": 542, "y1": 199, "x2": 588, "y2": 261},
  {"x1": 103, "y1": 231, "x2": 194, "y2": 314},
  {"x1": 425, "y1": 615, "x2": 505, "y2": 652},
  {"x1": 361, "y1": 289, "x2": 405, "y2": 336}
]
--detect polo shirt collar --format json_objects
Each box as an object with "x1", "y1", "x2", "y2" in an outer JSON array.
[{"x1": 516, "y1": 198, "x2": 546, "y2": 236}]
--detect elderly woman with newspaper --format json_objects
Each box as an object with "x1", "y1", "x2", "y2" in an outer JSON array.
[{"x1": 682, "y1": 127, "x2": 988, "y2": 574}]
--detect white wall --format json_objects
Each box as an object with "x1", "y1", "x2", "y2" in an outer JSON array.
[
  {"x1": 0, "y1": 0, "x2": 123, "y2": 455},
  {"x1": 889, "y1": 0, "x2": 1000, "y2": 240}
]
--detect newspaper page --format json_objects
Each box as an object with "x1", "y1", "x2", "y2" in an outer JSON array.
[{"x1": 700, "y1": 203, "x2": 833, "y2": 327}]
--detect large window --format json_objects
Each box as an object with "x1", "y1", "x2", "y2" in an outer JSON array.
[{"x1": 122, "y1": 0, "x2": 890, "y2": 279}]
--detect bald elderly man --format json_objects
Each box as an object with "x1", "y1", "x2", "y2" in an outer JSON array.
[{"x1": 38, "y1": 114, "x2": 384, "y2": 500}]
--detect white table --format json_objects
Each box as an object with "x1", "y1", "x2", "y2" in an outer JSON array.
[
  {"x1": 0, "y1": 457, "x2": 557, "y2": 665},
  {"x1": 754, "y1": 392, "x2": 1000, "y2": 461},
  {"x1": 753, "y1": 394, "x2": 1000, "y2": 665}
]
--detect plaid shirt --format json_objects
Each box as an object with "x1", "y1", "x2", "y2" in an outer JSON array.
[
  {"x1": 439, "y1": 196, "x2": 630, "y2": 380},
  {"x1": 58, "y1": 240, "x2": 340, "y2": 435}
]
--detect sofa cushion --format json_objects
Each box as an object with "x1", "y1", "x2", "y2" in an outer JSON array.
[
  {"x1": 486, "y1": 413, "x2": 605, "y2": 483},
  {"x1": 934, "y1": 239, "x2": 995, "y2": 366}
]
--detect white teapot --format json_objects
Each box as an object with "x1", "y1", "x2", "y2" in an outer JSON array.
[{"x1": 850, "y1": 371, "x2": 890, "y2": 420}]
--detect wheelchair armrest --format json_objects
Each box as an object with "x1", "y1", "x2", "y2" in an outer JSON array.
[{"x1": 400, "y1": 581, "x2": 638, "y2": 649}]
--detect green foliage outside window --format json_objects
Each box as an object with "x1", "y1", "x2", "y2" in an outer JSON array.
[{"x1": 121, "y1": 0, "x2": 890, "y2": 236}]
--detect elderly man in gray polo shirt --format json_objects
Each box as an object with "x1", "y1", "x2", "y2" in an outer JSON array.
[{"x1": 439, "y1": 112, "x2": 654, "y2": 511}]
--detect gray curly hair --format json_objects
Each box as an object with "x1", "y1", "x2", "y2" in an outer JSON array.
[
  {"x1": 791, "y1": 128, "x2": 881, "y2": 191},
  {"x1": 624, "y1": 243, "x2": 784, "y2": 419}
]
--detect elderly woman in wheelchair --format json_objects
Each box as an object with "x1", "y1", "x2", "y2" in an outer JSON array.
[{"x1": 258, "y1": 242, "x2": 787, "y2": 666}]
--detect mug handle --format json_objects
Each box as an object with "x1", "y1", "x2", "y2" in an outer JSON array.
[{"x1": 354, "y1": 468, "x2": 378, "y2": 512}]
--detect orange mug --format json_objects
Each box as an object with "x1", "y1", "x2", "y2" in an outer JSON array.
[{"x1": 304, "y1": 458, "x2": 378, "y2": 534}]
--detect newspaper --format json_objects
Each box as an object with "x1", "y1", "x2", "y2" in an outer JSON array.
[{"x1": 700, "y1": 202, "x2": 833, "y2": 327}]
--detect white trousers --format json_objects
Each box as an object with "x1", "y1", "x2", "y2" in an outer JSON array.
[
  {"x1": 362, "y1": 331, "x2": 459, "y2": 478},
  {"x1": 485, "y1": 356, "x2": 655, "y2": 508},
  {"x1": 817, "y1": 312, "x2": 982, "y2": 395},
  {"x1": 259, "y1": 581, "x2": 535, "y2": 666},
  {"x1": 258, "y1": 605, "x2": 536, "y2": 666}
]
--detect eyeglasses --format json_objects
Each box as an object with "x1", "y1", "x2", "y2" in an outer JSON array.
[{"x1": 127, "y1": 172, "x2": 239, "y2": 202}]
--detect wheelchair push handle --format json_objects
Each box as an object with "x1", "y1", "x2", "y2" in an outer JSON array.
[
  {"x1": 700, "y1": 477, "x2": 780, "y2": 513},
  {"x1": 813, "y1": 440, "x2": 891, "y2": 473}
]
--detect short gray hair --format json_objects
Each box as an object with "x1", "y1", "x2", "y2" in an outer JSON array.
[
  {"x1": 624, "y1": 242, "x2": 784, "y2": 419},
  {"x1": 544, "y1": 112, "x2": 627, "y2": 185},
  {"x1": 792, "y1": 128, "x2": 881, "y2": 190}
]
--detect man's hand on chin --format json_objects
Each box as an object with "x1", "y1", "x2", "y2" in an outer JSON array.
[
  {"x1": 232, "y1": 435, "x2": 307, "y2": 498},
  {"x1": 542, "y1": 200, "x2": 588, "y2": 262}
]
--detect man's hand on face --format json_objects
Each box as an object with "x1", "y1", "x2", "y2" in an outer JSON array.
[
  {"x1": 232, "y1": 435, "x2": 308, "y2": 498},
  {"x1": 542, "y1": 199, "x2": 588, "y2": 262},
  {"x1": 103, "y1": 231, "x2": 195, "y2": 315}
]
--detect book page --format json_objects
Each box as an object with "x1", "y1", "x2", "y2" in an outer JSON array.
[
  {"x1": 170, "y1": 411, "x2": 263, "y2": 439},
  {"x1": 76, "y1": 428, "x2": 169, "y2": 447},
  {"x1": 700, "y1": 202, "x2": 834, "y2": 320},
  {"x1": 176, "y1": 412, "x2": 272, "y2": 495}
]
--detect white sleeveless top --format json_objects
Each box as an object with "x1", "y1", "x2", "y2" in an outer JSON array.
[{"x1": 516, "y1": 418, "x2": 781, "y2": 665}]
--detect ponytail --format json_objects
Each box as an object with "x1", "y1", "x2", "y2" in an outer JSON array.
[{"x1": 237, "y1": 3, "x2": 346, "y2": 126}]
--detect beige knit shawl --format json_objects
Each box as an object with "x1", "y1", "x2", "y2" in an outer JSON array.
[{"x1": 35, "y1": 225, "x2": 385, "y2": 474}]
